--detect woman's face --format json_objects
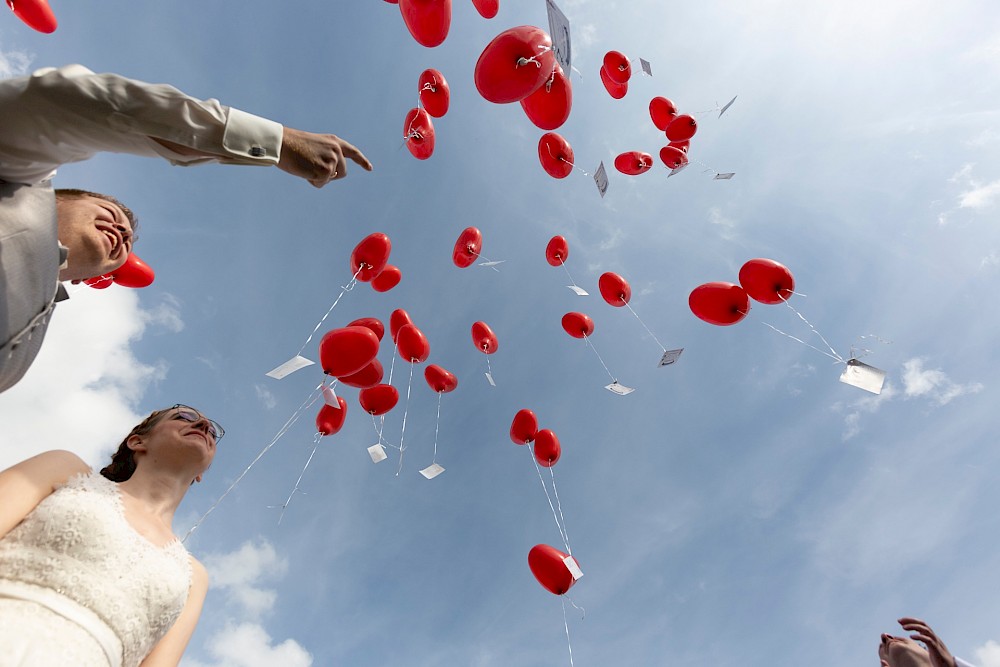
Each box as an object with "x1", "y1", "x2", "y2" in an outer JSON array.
[
  {"x1": 879, "y1": 633, "x2": 931, "y2": 667},
  {"x1": 134, "y1": 406, "x2": 219, "y2": 473}
]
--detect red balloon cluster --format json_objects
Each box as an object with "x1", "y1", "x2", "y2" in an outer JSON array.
[
  {"x1": 528, "y1": 544, "x2": 581, "y2": 595},
  {"x1": 509, "y1": 409, "x2": 561, "y2": 466},
  {"x1": 600, "y1": 50, "x2": 630, "y2": 99},
  {"x1": 689, "y1": 258, "x2": 794, "y2": 325},
  {"x1": 84, "y1": 253, "x2": 156, "y2": 290}
]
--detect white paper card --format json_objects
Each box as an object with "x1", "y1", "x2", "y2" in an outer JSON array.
[
  {"x1": 567, "y1": 285, "x2": 589, "y2": 296},
  {"x1": 658, "y1": 348, "x2": 684, "y2": 366},
  {"x1": 485, "y1": 372, "x2": 496, "y2": 387},
  {"x1": 640, "y1": 58, "x2": 652, "y2": 76},
  {"x1": 546, "y1": 0, "x2": 571, "y2": 72},
  {"x1": 321, "y1": 385, "x2": 340, "y2": 407},
  {"x1": 719, "y1": 95, "x2": 737, "y2": 117},
  {"x1": 605, "y1": 381, "x2": 635, "y2": 395},
  {"x1": 420, "y1": 463, "x2": 445, "y2": 479},
  {"x1": 266, "y1": 355, "x2": 314, "y2": 379},
  {"x1": 714, "y1": 172, "x2": 736, "y2": 180},
  {"x1": 563, "y1": 555, "x2": 584, "y2": 581},
  {"x1": 668, "y1": 164, "x2": 689, "y2": 178},
  {"x1": 478, "y1": 260, "x2": 506, "y2": 268},
  {"x1": 839, "y1": 359, "x2": 886, "y2": 395},
  {"x1": 367, "y1": 444, "x2": 388, "y2": 463},
  {"x1": 594, "y1": 162, "x2": 609, "y2": 198}
]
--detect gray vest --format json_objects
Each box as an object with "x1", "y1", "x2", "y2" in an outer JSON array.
[{"x1": 0, "y1": 181, "x2": 64, "y2": 394}]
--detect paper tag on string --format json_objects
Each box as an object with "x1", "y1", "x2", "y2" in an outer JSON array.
[
  {"x1": 265, "y1": 355, "x2": 314, "y2": 379},
  {"x1": 639, "y1": 58, "x2": 652, "y2": 76},
  {"x1": 567, "y1": 285, "x2": 589, "y2": 296},
  {"x1": 714, "y1": 172, "x2": 735, "y2": 180},
  {"x1": 545, "y1": 0, "x2": 571, "y2": 72},
  {"x1": 594, "y1": 162, "x2": 609, "y2": 198},
  {"x1": 563, "y1": 556, "x2": 584, "y2": 580},
  {"x1": 478, "y1": 260, "x2": 506, "y2": 268},
  {"x1": 658, "y1": 348, "x2": 684, "y2": 366},
  {"x1": 839, "y1": 359, "x2": 886, "y2": 395},
  {"x1": 321, "y1": 385, "x2": 340, "y2": 407},
  {"x1": 485, "y1": 372, "x2": 496, "y2": 387},
  {"x1": 668, "y1": 164, "x2": 689, "y2": 178},
  {"x1": 367, "y1": 444, "x2": 388, "y2": 463},
  {"x1": 719, "y1": 95, "x2": 737, "y2": 117},
  {"x1": 605, "y1": 381, "x2": 635, "y2": 395},
  {"x1": 419, "y1": 463, "x2": 445, "y2": 479}
]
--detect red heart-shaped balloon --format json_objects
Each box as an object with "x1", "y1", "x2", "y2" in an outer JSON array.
[
  {"x1": 452, "y1": 227, "x2": 482, "y2": 268},
  {"x1": 350, "y1": 233, "x2": 391, "y2": 282},
  {"x1": 738, "y1": 258, "x2": 795, "y2": 305},
  {"x1": 598, "y1": 272, "x2": 631, "y2": 307},
  {"x1": 316, "y1": 397, "x2": 348, "y2": 435},
  {"x1": 418, "y1": 68, "x2": 450, "y2": 117},
  {"x1": 475, "y1": 25, "x2": 554, "y2": 104},
  {"x1": 545, "y1": 235, "x2": 569, "y2": 266},
  {"x1": 688, "y1": 282, "x2": 750, "y2": 326},
  {"x1": 424, "y1": 364, "x2": 458, "y2": 393},
  {"x1": 471, "y1": 321, "x2": 498, "y2": 354},
  {"x1": 528, "y1": 544, "x2": 580, "y2": 595},
  {"x1": 396, "y1": 323, "x2": 430, "y2": 363},
  {"x1": 359, "y1": 383, "x2": 399, "y2": 416},
  {"x1": 538, "y1": 132, "x2": 573, "y2": 179},
  {"x1": 561, "y1": 312, "x2": 594, "y2": 339},
  {"x1": 533, "y1": 428, "x2": 561, "y2": 467},
  {"x1": 319, "y1": 326, "x2": 381, "y2": 377},
  {"x1": 510, "y1": 408, "x2": 538, "y2": 445},
  {"x1": 398, "y1": 0, "x2": 451, "y2": 47}
]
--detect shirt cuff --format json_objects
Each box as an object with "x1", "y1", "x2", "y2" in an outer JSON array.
[{"x1": 222, "y1": 108, "x2": 283, "y2": 165}]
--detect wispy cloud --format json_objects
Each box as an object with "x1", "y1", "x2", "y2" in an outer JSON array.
[
  {"x1": 0, "y1": 288, "x2": 171, "y2": 469},
  {"x1": 900, "y1": 358, "x2": 983, "y2": 405},
  {"x1": 185, "y1": 539, "x2": 312, "y2": 667},
  {"x1": 708, "y1": 206, "x2": 737, "y2": 240},
  {"x1": 836, "y1": 381, "x2": 898, "y2": 441},
  {"x1": 976, "y1": 640, "x2": 1000, "y2": 667},
  {"x1": 254, "y1": 384, "x2": 278, "y2": 410},
  {"x1": 0, "y1": 48, "x2": 32, "y2": 79}
]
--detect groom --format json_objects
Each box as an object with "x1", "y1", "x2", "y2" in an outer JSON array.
[{"x1": 0, "y1": 64, "x2": 372, "y2": 394}]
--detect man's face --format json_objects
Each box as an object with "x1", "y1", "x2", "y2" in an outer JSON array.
[
  {"x1": 55, "y1": 195, "x2": 133, "y2": 281},
  {"x1": 879, "y1": 633, "x2": 932, "y2": 667}
]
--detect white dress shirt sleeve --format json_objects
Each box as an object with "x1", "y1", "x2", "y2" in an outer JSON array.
[{"x1": 0, "y1": 64, "x2": 283, "y2": 184}]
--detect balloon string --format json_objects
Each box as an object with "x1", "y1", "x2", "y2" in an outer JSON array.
[
  {"x1": 758, "y1": 321, "x2": 843, "y2": 363},
  {"x1": 530, "y1": 447, "x2": 571, "y2": 554},
  {"x1": 561, "y1": 597, "x2": 576, "y2": 667},
  {"x1": 548, "y1": 465, "x2": 572, "y2": 556},
  {"x1": 779, "y1": 297, "x2": 844, "y2": 362},
  {"x1": 565, "y1": 594, "x2": 586, "y2": 619},
  {"x1": 431, "y1": 392, "x2": 442, "y2": 464},
  {"x1": 582, "y1": 333, "x2": 616, "y2": 383},
  {"x1": 546, "y1": 143, "x2": 589, "y2": 176},
  {"x1": 296, "y1": 267, "x2": 362, "y2": 356},
  {"x1": 623, "y1": 301, "x2": 666, "y2": 352},
  {"x1": 516, "y1": 45, "x2": 552, "y2": 69},
  {"x1": 275, "y1": 434, "x2": 322, "y2": 525},
  {"x1": 558, "y1": 259, "x2": 583, "y2": 291},
  {"x1": 369, "y1": 412, "x2": 399, "y2": 451},
  {"x1": 485, "y1": 355, "x2": 494, "y2": 382},
  {"x1": 471, "y1": 250, "x2": 503, "y2": 272},
  {"x1": 396, "y1": 362, "x2": 415, "y2": 477},
  {"x1": 381, "y1": 344, "x2": 399, "y2": 434},
  {"x1": 183, "y1": 384, "x2": 323, "y2": 542}
]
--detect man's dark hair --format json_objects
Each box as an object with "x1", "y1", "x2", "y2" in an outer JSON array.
[{"x1": 54, "y1": 188, "x2": 139, "y2": 240}]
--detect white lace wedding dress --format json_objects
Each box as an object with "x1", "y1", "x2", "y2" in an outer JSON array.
[{"x1": 0, "y1": 471, "x2": 193, "y2": 666}]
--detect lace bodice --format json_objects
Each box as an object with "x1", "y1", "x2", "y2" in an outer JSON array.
[{"x1": 0, "y1": 471, "x2": 192, "y2": 666}]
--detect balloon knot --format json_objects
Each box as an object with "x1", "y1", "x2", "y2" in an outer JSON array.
[
  {"x1": 420, "y1": 83, "x2": 436, "y2": 92},
  {"x1": 517, "y1": 56, "x2": 542, "y2": 69}
]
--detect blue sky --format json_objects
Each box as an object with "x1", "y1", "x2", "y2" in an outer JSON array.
[{"x1": 2, "y1": 0, "x2": 1000, "y2": 665}]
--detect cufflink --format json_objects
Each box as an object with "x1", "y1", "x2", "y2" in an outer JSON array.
[{"x1": 249, "y1": 146, "x2": 266, "y2": 157}]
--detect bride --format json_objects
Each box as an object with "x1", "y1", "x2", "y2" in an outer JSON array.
[{"x1": 0, "y1": 404, "x2": 222, "y2": 666}]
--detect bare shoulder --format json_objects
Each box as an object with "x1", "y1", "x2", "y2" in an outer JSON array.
[
  {"x1": 188, "y1": 556, "x2": 209, "y2": 590},
  {"x1": 2, "y1": 449, "x2": 91, "y2": 490}
]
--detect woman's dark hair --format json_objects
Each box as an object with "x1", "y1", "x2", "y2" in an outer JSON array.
[{"x1": 100, "y1": 409, "x2": 172, "y2": 482}]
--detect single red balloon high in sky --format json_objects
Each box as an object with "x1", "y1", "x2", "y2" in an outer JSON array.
[
  {"x1": 528, "y1": 544, "x2": 581, "y2": 595},
  {"x1": 688, "y1": 282, "x2": 750, "y2": 326},
  {"x1": 403, "y1": 107, "x2": 435, "y2": 160},
  {"x1": 738, "y1": 258, "x2": 795, "y2": 304},
  {"x1": 452, "y1": 227, "x2": 483, "y2": 268},
  {"x1": 538, "y1": 132, "x2": 574, "y2": 179},
  {"x1": 398, "y1": 0, "x2": 452, "y2": 47},
  {"x1": 418, "y1": 68, "x2": 450, "y2": 117},
  {"x1": 350, "y1": 233, "x2": 391, "y2": 282}
]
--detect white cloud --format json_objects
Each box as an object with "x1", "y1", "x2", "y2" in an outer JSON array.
[
  {"x1": 958, "y1": 179, "x2": 1000, "y2": 210},
  {"x1": 254, "y1": 384, "x2": 277, "y2": 410},
  {"x1": 201, "y1": 539, "x2": 288, "y2": 618},
  {"x1": 597, "y1": 226, "x2": 623, "y2": 251},
  {"x1": 0, "y1": 287, "x2": 177, "y2": 469},
  {"x1": 981, "y1": 251, "x2": 1000, "y2": 269},
  {"x1": 975, "y1": 640, "x2": 1000, "y2": 667},
  {"x1": 708, "y1": 206, "x2": 737, "y2": 240},
  {"x1": 183, "y1": 622, "x2": 312, "y2": 667},
  {"x1": 837, "y1": 381, "x2": 898, "y2": 441},
  {"x1": 966, "y1": 128, "x2": 1000, "y2": 147},
  {"x1": 0, "y1": 48, "x2": 32, "y2": 79},
  {"x1": 185, "y1": 539, "x2": 312, "y2": 667},
  {"x1": 143, "y1": 294, "x2": 184, "y2": 333},
  {"x1": 901, "y1": 358, "x2": 983, "y2": 406}
]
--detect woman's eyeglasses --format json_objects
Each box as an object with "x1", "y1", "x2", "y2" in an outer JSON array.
[{"x1": 171, "y1": 404, "x2": 225, "y2": 442}]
